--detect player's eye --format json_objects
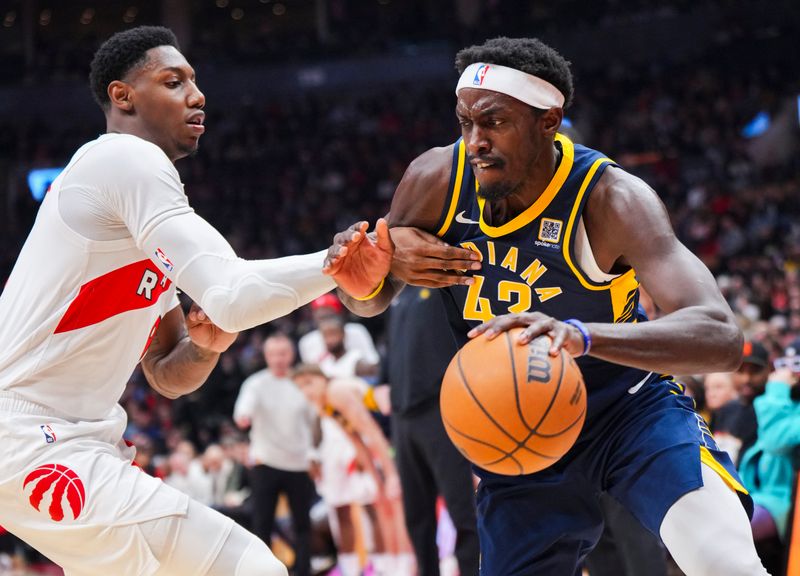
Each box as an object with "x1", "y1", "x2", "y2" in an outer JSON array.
[{"x1": 165, "y1": 80, "x2": 182, "y2": 88}]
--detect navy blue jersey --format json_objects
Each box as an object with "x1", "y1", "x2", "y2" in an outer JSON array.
[{"x1": 436, "y1": 133, "x2": 652, "y2": 418}]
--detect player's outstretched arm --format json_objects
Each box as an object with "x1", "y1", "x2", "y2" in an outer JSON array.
[{"x1": 141, "y1": 303, "x2": 237, "y2": 399}]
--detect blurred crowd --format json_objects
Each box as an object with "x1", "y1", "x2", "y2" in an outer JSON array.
[
  {"x1": 1, "y1": 2, "x2": 800, "y2": 574},
  {"x1": 6, "y1": 1, "x2": 786, "y2": 86}
]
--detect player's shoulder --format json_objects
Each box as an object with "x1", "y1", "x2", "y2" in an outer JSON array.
[
  {"x1": 403, "y1": 144, "x2": 455, "y2": 188},
  {"x1": 92, "y1": 133, "x2": 169, "y2": 159},
  {"x1": 591, "y1": 164, "x2": 662, "y2": 214},
  {"x1": 328, "y1": 376, "x2": 366, "y2": 406},
  {"x1": 390, "y1": 144, "x2": 455, "y2": 228},
  {"x1": 70, "y1": 134, "x2": 167, "y2": 180}
]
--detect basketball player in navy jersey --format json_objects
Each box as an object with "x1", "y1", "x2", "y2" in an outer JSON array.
[{"x1": 336, "y1": 37, "x2": 769, "y2": 575}]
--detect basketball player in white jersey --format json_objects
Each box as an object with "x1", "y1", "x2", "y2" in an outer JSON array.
[{"x1": 0, "y1": 26, "x2": 391, "y2": 576}]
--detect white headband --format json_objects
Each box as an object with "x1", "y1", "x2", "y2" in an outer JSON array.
[{"x1": 456, "y1": 62, "x2": 565, "y2": 109}]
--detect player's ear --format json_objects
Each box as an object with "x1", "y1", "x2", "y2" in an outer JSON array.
[
  {"x1": 108, "y1": 80, "x2": 134, "y2": 113},
  {"x1": 540, "y1": 107, "x2": 563, "y2": 136}
]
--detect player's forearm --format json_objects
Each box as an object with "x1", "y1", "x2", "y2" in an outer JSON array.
[
  {"x1": 145, "y1": 336, "x2": 219, "y2": 399},
  {"x1": 357, "y1": 411, "x2": 398, "y2": 477},
  {"x1": 339, "y1": 275, "x2": 403, "y2": 317},
  {"x1": 585, "y1": 305, "x2": 743, "y2": 375},
  {"x1": 142, "y1": 213, "x2": 336, "y2": 332},
  {"x1": 185, "y1": 251, "x2": 336, "y2": 333}
]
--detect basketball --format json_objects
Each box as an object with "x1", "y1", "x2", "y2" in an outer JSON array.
[{"x1": 440, "y1": 329, "x2": 586, "y2": 475}]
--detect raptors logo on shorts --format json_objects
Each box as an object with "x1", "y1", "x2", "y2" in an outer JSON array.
[{"x1": 23, "y1": 464, "x2": 86, "y2": 522}]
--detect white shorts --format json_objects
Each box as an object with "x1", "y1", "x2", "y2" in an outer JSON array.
[
  {"x1": 0, "y1": 392, "x2": 223, "y2": 576},
  {"x1": 316, "y1": 417, "x2": 377, "y2": 508}
]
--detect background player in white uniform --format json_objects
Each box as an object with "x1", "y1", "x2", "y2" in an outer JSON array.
[{"x1": 0, "y1": 26, "x2": 391, "y2": 576}]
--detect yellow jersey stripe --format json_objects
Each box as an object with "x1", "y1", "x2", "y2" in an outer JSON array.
[
  {"x1": 700, "y1": 445, "x2": 748, "y2": 495},
  {"x1": 437, "y1": 139, "x2": 467, "y2": 237},
  {"x1": 477, "y1": 133, "x2": 575, "y2": 238},
  {"x1": 609, "y1": 271, "x2": 639, "y2": 321}
]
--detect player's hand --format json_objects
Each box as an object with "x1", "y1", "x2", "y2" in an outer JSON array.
[
  {"x1": 468, "y1": 312, "x2": 586, "y2": 357},
  {"x1": 323, "y1": 219, "x2": 393, "y2": 299},
  {"x1": 390, "y1": 227, "x2": 480, "y2": 287},
  {"x1": 186, "y1": 303, "x2": 238, "y2": 354},
  {"x1": 770, "y1": 368, "x2": 798, "y2": 387}
]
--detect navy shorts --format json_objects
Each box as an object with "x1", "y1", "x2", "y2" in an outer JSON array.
[{"x1": 474, "y1": 375, "x2": 751, "y2": 576}]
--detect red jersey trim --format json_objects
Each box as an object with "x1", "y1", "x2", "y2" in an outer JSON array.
[{"x1": 54, "y1": 259, "x2": 171, "y2": 334}]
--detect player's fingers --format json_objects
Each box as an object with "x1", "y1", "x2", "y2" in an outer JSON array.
[
  {"x1": 439, "y1": 244, "x2": 482, "y2": 262},
  {"x1": 322, "y1": 244, "x2": 348, "y2": 274},
  {"x1": 468, "y1": 316, "x2": 517, "y2": 340},
  {"x1": 410, "y1": 273, "x2": 474, "y2": 288},
  {"x1": 469, "y1": 313, "x2": 548, "y2": 340},
  {"x1": 187, "y1": 303, "x2": 209, "y2": 323},
  {"x1": 334, "y1": 221, "x2": 366, "y2": 247},
  {"x1": 374, "y1": 218, "x2": 392, "y2": 250},
  {"x1": 415, "y1": 241, "x2": 481, "y2": 262},
  {"x1": 548, "y1": 325, "x2": 570, "y2": 357},
  {"x1": 518, "y1": 319, "x2": 554, "y2": 344},
  {"x1": 439, "y1": 258, "x2": 482, "y2": 272}
]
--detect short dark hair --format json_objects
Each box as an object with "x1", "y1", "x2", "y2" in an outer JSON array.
[
  {"x1": 455, "y1": 37, "x2": 574, "y2": 109},
  {"x1": 89, "y1": 26, "x2": 179, "y2": 110}
]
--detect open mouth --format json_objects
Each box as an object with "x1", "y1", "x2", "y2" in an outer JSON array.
[
  {"x1": 186, "y1": 113, "x2": 205, "y2": 135},
  {"x1": 471, "y1": 158, "x2": 502, "y2": 171},
  {"x1": 187, "y1": 122, "x2": 205, "y2": 135}
]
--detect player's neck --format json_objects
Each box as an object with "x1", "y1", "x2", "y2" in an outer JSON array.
[
  {"x1": 486, "y1": 142, "x2": 561, "y2": 224},
  {"x1": 105, "y1": 116, "x2": 178, "y2": 164}
]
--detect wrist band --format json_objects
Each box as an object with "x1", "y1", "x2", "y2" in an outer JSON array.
[
  {"x1": 352, "y1": 277, "x2": 385, "y2": 301},
  {"x1": 564, "y1": 319, "x2": 591, "y2": 356}
]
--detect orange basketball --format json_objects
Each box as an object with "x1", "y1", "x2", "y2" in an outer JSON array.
[{"x1": 440, "y1": 328, "x2": 586, "y2": 475}]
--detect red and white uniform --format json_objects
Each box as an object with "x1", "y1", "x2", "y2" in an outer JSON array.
[
  {"x1": 0, "y1": 134, "x2": 192, "y2": 573},
  {"x1": 0, "y1": 134, "x2": 334, "y2": 574},
  {"x1": 0, "y1": 134, "x2": 183, "y2": 420}
]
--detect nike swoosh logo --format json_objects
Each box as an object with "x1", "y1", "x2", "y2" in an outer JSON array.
[
  {"x1": 455, "y1": 210, "x2": 480, "y2": 225},
  {"x1": 627, "y1": 372, "x2": 653, "y2": 394}
]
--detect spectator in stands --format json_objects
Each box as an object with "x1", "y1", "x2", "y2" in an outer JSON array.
[
  {"x1": 713, "y1": 341, "x2": 771, "y2": 465},
  {"x1": 202, "y1": 444, "x2": 236, "y2": 508},
  {"x1": 705, "y1": 372, "x2": 739, "y2": 434},
  {"x1": 298, "y1": 293, "x2": 380, "y2": 369},
  {"x1": 214, "y1": 434, "x2": 254, "y2": 530},
  {"x1": 317, "y1": 315, "x2": 380, "y2": 379},
  {"x1": 739, "y1": 337, "x2": 800, "y2": 575},
  {"x1": 234, "y1": 332, "x2": 318, "y2": 576}
]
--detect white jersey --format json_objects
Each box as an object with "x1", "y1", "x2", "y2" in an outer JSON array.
[
  {"x1": 298, "y1": 322, "x2": 380, "y2": 365},
  {"x1": 0, "y1": 134, "x2": 183, "y2": 420}
]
